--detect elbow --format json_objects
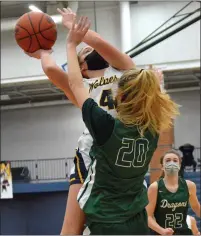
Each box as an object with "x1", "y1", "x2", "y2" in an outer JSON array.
[{"x1": 147, "y1": 216, "x2": 152, "y2": 227}]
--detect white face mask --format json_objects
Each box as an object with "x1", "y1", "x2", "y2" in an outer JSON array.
[{"x1": 164, "y1": 161, "x2": 180, "y2": 175}]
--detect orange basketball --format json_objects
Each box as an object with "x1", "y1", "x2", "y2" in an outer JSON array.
[{"x1": 15, "y1": 11, "x2": 57, "y2": 53}]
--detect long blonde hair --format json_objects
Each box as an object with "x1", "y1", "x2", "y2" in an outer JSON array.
[{"x1": 116, "y1": 68, "x2": 180, "y2": 136}]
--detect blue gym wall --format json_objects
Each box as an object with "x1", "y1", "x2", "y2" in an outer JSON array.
[
  {"x1": 0, "y1": 174, "x2": 200, "y2": 235},
  {"x1": 0, "y1": 191, "x2": 68, "y2": 235}
]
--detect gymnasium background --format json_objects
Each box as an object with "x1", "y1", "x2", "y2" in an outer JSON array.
[{"x1": 0, "y1": 1, "x2": 200, "y2": 235}]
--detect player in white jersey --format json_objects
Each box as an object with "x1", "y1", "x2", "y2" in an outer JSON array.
[
  {"x1": 70, "y1": 65, "x2": 123, "y2": 182},
  {"x1": 25, "y1": 7, "x2": 134, "y2": 235}
]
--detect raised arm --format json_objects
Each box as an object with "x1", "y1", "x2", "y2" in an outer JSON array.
[
  {"x1": 66, "y1": 16, "x2": 91, "y2": 109},
  {"x1": 57, "y1": 8, "x2": 134, "y2": 70},
  {"x1": 146, "y1": 182, "x2": 174, "y2": 235},
  {"x1": 25, "y1": 50, "x2": 78, "y2": 107}
]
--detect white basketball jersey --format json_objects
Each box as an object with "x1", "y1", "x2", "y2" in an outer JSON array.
[
  {"x1": 84, "y1": 66, "x2": 123, "y2": 116},
  {"x1": 80, "y1": 66, "x2": 123, "y2": 135},
  {"x1": 76, "y1": 67, "x2": 124, "y2": 159}
]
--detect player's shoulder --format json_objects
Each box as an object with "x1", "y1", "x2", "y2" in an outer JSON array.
[
  {"x1": 148, "y1": 181, "x2": 159, "y2": 199},
  {"x1": 104, "y1": 66, "x2": 125, "y2": 77},
  {"x1": 186, "y1": 179, "x2": 196, "y2": 189},
  {"x1": 149, "y1": 181, "x2": 158, "y2": 191}
]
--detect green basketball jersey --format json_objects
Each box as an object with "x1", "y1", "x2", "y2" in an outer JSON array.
[
  {"x1": 78, "y1": 119, "x2": 159, "y2": 223},
  {"x1": 154, "y1": 178, "x2": 192, "y2": 235}
]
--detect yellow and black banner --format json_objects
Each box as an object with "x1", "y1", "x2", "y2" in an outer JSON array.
[{"x1": 0, "y1": 162, "x2": 13, "y2": 199}]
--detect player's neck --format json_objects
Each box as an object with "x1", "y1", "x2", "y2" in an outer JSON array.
[
  {"x1": 88, "y1": 68, "x2": 106, "y2": 78},
  {"x1": 164, "y1": 175, "x2": 179, "y2": 186}
]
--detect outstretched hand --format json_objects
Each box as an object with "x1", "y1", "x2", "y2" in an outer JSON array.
[
  {"x1": 67, "y1": 16, "x2": 91, "y2": 46},
  {"x1": 57, "y1": 8, "x2": 76, "y2": 29}
]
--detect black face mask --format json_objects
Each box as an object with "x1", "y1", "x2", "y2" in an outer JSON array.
[{"x1": 84, "y1": 50, "x2": 109, "y2": 70}]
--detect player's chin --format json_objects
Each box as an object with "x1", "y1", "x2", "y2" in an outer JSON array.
[{"x1": 82, "y1": 70, "x2": 89, "y2": 79}]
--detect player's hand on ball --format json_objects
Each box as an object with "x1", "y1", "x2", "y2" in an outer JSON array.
[
  {"x1": 161, "y1": 228, "x2": 174, "y2": 235},
  {"x1": 67, "y1": 16, "x2": 91, "y2": 46},
  {"x1": 57, "y1": 8, "x2": 76, "y2": 29},
  {"x1": 25, "y1": 49, "x2": 53, "y2": 59}
]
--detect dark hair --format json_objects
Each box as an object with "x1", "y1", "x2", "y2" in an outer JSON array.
[{"x1": 160, "y1": 149, "x2": 181, "y2": 178}]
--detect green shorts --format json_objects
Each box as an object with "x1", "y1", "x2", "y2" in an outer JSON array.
[{"x1": 84, "y1": 209, "x2": 149, "y2": 235}]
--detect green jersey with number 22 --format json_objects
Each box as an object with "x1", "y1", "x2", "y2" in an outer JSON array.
[{"x1": 154, "y1": 178, "x2": 192, "y2": 235}]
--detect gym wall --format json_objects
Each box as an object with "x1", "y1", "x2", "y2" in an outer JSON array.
[
  {"x1": 1, "y1": 90, "x2": 200, "y2": 162},
  {"x1": 150, "y1": 90, "x2": 200, "y2": 183},
  {"x1": 130, "y1": 1, "x2": 200, "y2": 65},
  {"x1": 171, "y1": 90, "x2": 200, "y2": 148},
  {"x1": 1, "y1": 104, "x2": 85, "y2": 160}
]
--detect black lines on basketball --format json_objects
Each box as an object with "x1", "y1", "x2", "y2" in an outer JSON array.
[
  {"x1": 39, "y1": 14, "x2": 57, "y2": 42},
  {"x1": 15, "y1": 12, "x2": 57, "y2": 53},
  {"x1": 40, "y1": 30, "x2": 57, "y2": 42},
  {"x1": 15, "y1": 24, "x2": 32, "y2": 52},
  {"x1": 15, "y1": 26, "x2": 57, "y2": 41},
  {"x1": 28, "y1": 12, "x2": 42, "y2": 50},
  {"x1": 27, "y1": 35, "x2": 33, "y2": 52},
  {"x1": 16, "y1": 24, "x2": 30, "y2": 35}
]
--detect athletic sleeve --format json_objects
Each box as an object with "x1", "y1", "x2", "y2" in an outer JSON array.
[{"x1": 82, "y1": 98, "x2": 115, "y2": 146}]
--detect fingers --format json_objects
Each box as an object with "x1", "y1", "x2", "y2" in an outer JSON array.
[
  {"x1": 57, "y1": 7, "x2": 75, "y2": 15},
  {"x1": 64, "y1": 7, "x2": 73, "y2": 13},
  {"x1": 168, "y1": 228, "x2": 174, "y2": 234},
  {"x1": 71, "y1": 16, "x2": 76, "y2": 30},
  {"x1": 63, "y1": 8, "x2": 69, "y2": 13},
  {"x1": 57, "y1": 8, "x2": 64, "y2": 15},
  {"x1": 76, "y1": 16, "x2": 90, "y2": 32},
  {"x1": 81, "y1": 16, "x2": 88, "y2": 30},
  {"x1": 76, "y1": 16, "x2": 85, "y2": 31},
  {"x1": 83, "y1": 17, "x2": 91, "y2": 32},
  {"x1": 67, "y1": 8, "x2": 73, "y2": 13}
]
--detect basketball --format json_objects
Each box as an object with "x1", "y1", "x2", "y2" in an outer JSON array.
[{"x1": 15, "y1": 11, "x2": 57, "y2": 53}]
